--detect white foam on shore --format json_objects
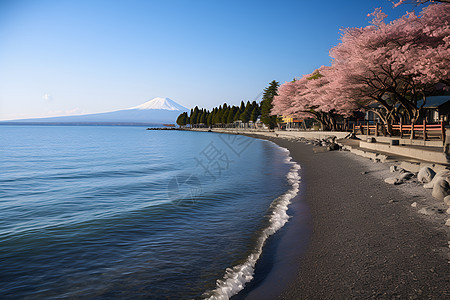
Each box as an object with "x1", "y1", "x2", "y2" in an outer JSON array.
[{"x1": 203, "y1": 146, "x2": 301, "y2": 300}]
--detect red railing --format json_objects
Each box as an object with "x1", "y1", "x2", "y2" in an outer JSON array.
[{"x1": 354, "y1": 120, "x2": 446, "y2": 141}]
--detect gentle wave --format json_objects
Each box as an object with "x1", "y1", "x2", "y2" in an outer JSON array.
[{"x1": 203, "y1": 146, "x2": 301, "y2": 299}]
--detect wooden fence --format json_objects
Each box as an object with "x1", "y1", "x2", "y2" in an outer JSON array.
[{"x1": 353, "y1": 120, "x2": 446, "y2": 141}]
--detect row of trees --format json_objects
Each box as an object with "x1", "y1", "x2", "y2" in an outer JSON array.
[
  {"x1": 176, "y1": 80, "x2": 281, "y2": 129},
  {"x1": 271, "y1": 3, "x2": 449, "y2": 132},
  {"x1": 176, "y1": 100, "x2": 261, "y2": 128}
]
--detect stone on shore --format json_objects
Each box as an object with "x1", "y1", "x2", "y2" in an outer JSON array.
[
  {"x1": 385, "y1": 177, "x2": 402, "y2": 185},
  {"x1": 390, "y1": 165, "x2": 398, "y2": 172},
  {"x1": 399, "y1": 172, "x2": 414, "y2": 181},
  {"x1": 417, "y1": 167, "x2": 436, "y2": 183},
  {"x1": 418, "y1": 207, "x2": 437, "y2": 216},
  {"x1": 444, "y1": 195, "x2": 450, "y2": 206},
  {"x1": 328, "y1": 142, "x2": 340, "y2": 151},
  {"x1": 398, "y1": 168, "x2": 407, "y2": 174},
  {"x1": 423, "y1": 170, "x2": 450, "y2": 189},
  {"x1": 431, "y1": 179, "x2": 449, "y2": 200}
]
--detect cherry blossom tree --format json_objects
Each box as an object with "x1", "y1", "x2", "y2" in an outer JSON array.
[
  {"x1": 329, "y1": 3, "x2": 449, "y2": 128},
  {"x1": 272, "y1": 67, "x2": 359, "y2": 130},
  {"x1": 272, "y1": 3, "x2": 449, "y2": 133}
]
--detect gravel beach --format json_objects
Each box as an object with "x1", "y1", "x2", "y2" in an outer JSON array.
[{"x1": 242, "y1": 135, "x2": 449, "y2": 299}]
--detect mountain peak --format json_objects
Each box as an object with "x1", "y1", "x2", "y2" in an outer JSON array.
[{"x1": 129, "y1": 97, "x2": 188, "y2": 111}]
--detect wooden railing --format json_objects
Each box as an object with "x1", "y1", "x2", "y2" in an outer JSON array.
[{"x1": 353, "y1": 120, "x2": 446, "y2": 141}]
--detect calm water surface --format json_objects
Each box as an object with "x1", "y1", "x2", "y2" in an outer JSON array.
[{"x1": 0, "y1": 125, "x2": 297, "y2": 299}]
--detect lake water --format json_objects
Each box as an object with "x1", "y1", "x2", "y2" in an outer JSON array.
[{"x1": 0, "y1": 125, "x2": 300, "y2": 299}]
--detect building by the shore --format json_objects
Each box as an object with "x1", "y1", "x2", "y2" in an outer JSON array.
[{"x1": 281, "y1": 115, "x2": 303, "y2": 129}]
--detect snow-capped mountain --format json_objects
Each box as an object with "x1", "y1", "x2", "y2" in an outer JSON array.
[
  {"x1": 129, "y1": 97, "x2": 188, "y2": 111},
  {"x1": 2, "y1": 97, "x2": 189, "y2": 125}
]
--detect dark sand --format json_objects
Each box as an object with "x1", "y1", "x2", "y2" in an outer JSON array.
[{"x1": 241, "y1": 136, "x2": 448, "y2": 299}]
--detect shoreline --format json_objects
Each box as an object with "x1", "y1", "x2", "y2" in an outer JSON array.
[
  {"x1": 204, "y1": 140, "x2": 301, "y2": 299},
  {"x1": 231, "y1": 133, "x2": 448, "y2": 299}
]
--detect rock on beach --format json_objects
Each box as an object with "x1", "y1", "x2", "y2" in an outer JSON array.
[
  {"x1": 431, "y1": 179, "x2": 449, "y2": 201},
  {"x1": 423, "y1": 170, "x2": 450, "y2": 189},
  {"x1": 384, "y1": 177, "x2": 401, "y2": 185},
  {"x1": 417, "y1": 167, "x2": 435, "y2": 183}
]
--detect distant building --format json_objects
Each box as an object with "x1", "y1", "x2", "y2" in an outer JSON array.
[
  {"x1": 418, "y1": 95, "x2": 450, "y2": 123},
  {"x1": 281, "y1": 115, "x2": 303, "y2": 129},
  {"x1": 364, "y1": 95, "x2": 450, "y2": 124}
]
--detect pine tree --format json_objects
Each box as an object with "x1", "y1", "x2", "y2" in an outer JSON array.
[
  {"x1": 239, "y1": 101, "x2": 245, "y2": 114},
  {"x1": 210, "y1": 109, "x2": 216, "y2": 125},
  {"x1": 233, "y1": 106, "x2": 240, "y2": 122},
  {"x1": 261, "y1": 80, "x2": 280, "y2": 129},
  {"x1": 222, "y1": 107, "x2": 230, "y2": 124},
  {"x1": 176, "y1": 112, "x2": 186, "y2": 126},
  {"x1": 239, "y1": 101, "x2": 251, "y2": 123},
  {"x1": 207, "y1": 113, "x2": 212, "y2": 126},
  {"x1": 189, "y1": 107, "x2": 196, "y2": 127},
  {"x1": 193, "y1": 106, "x2": 200, "y2": 125},
  {"x1": 201, "y1": 111, "x2": 207, "y2": 124},
  {"x1": 214, "y1": 106, "x2": 222, "y2": 124},
  {"x1": 228, "y1": 107, "x2": 237, "y2": 124},
  {"x1": 250, "y1": 106, "x2": 259, "y2": 123}
]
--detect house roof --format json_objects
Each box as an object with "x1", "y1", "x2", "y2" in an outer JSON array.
[{"x1": 418, "y1": 95, "x2": 450, "y2": 108}]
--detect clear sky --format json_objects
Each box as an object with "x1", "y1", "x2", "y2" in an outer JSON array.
[{"x1": 0, "y1": 0, "x2": 420, "y2": 120}]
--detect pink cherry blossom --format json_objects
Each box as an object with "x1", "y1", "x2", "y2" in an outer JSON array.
[{"x1": 273, "y1": 3, "x2": 449, "y2": 129}]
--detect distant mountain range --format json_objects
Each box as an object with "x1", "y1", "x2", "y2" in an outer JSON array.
[{"x1": 1, "y1": 97, "x2": 189, "y2": 126}]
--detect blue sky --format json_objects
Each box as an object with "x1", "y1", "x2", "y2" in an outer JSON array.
[{"x1": 0, "y1": 0, "x2": 419, "y2": 120}]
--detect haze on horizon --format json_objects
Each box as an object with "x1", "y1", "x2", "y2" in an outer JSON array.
[{"x1": 0, "y1": 0, "x2": 419, "y2": 121}]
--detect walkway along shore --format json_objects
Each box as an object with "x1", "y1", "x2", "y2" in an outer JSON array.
[{"x1": 183, "y1": 128, "x2": 449, "y2": 299}]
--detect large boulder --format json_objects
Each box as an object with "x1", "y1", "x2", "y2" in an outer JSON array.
[
  {"x1": 423, "y1": 170, "x2": 450, "y2": 189},
  {"x1": 432, "y1": 179, "x2": 449, "y2": 200},
  {"x1": 417, "y1": 167, "x2": 436, "y2": 183}
]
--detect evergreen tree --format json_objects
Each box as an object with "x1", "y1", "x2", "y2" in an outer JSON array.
[
  {"x1": 183, "y1": 112, "x2": 188, "y2": 126},
  {"x1": 210, "y1": 109, "x2": 216, "y2": 125},
  {"x1": 189, "y1": 108, "x2": 196, "y2": 127},
  {"x1": 207, "y1": 113, "x2": 212, "y2": 126},
  {"x1": 176, "y1": 112, "x2": 186, "y2": 126},
  {"x1": 222, "y1": 107, "x2": 230, "y2": 124},
  {"x1": 232, "y1": 106, "x2": 239, "y2": 122},
  {"x1": 214, "y1": 106, "x2": 222, "y2": 124},
  {"x1": 239, "y1": 101, "x2": 245, "y2": 113},
  {"x1": 239, "y1": 101, "x2": 251, "y2": 123},
  {"x1": 228, "y1": 107, "x2": 237, "y2": 123},
  {"x1": 261, "y1": 80, "x2": 280, "y2": 129},
  {"x1": 202, "y1": 111, "x2": 207, "y2": 124},
  {"x1": 193, "y1": 106, "x2": 200, "y2": 125},
  {"x1": 250, "y1": 106, "x2": 259, "y2": 123}
]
